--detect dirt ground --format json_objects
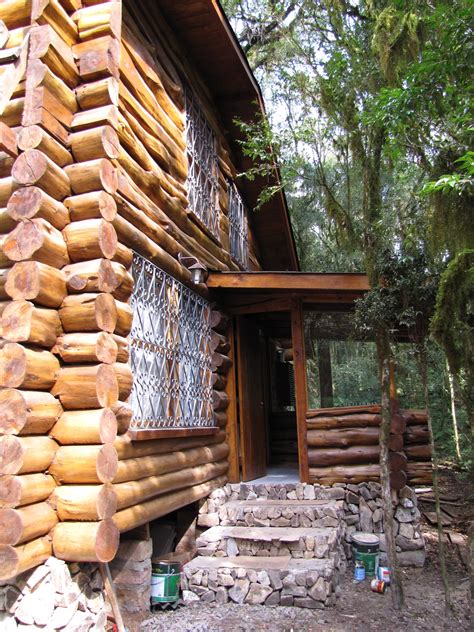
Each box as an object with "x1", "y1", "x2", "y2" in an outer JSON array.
[{"x1": 126, "y1": 470, "x2": 472, "y2": 632}]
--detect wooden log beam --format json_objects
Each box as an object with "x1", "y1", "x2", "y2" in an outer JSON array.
[
  {"x1": 50, "y1": 483, "x2": 117, "y2": 521},
  {"x1": 115, "y1": 460, "x2": 228, "y2": 511},
  {"x1": 113, "y1": 475, "x2": 227, "y2": 533},
  {"x1": 25, "y1": 58, "x2": 77, "y2": 113},
  {"x1": 112, "y1": 401, "x2": 132, "y2": 435},
  {"x1": 0, "y1": 177, "x2": 18, "y2": 206},
  {"x1": 59, "y1": 292, "x2": 117, "y2": 333},
  {"x1": 63, "y1": 258, "x2": 132, "y2": 300},
  {"x1": 307, "y1": 427, "x2": 380, "y2": 448},
  {"x1": 309, "y1": 464, "x2": 381, "y2": 485},
  {"x1": 0, "y1": 502, "x2": 58, "y2": 545},
  {"x1": 12, "y1": 149, "x2": 71, "y2": 199},
  {"x1": 0, "y1": 435, "x2": 58, "y2": 475},
  {"x1": 63, "y1": 218, "x2": 118, "y2": 262},
  {"x1": 51, "y1": 363, "x2": 119, "y2": 409},
  {"x1": 49, "y1": 444, "x2": 118, "y2": 484},
  {"x1": 308, "y1": 445, "x2": 380, "y2": 467},
  {"x1": 69, "y1": 125, "x2": 120, "y2": 162},
  {"x1": 0, "y1": 473, "x2": 55, "y2": 508},
  {"x1": 1, "y1": 300, "x2": 60, "y2": 347},
  {"x1": 3, "y1": 218, "x2": 69, "y2": 268},
  {"x1": 52, "y1": 519, "x2": 119, "y2": 563},
  {"x1": 64, "y1": 191, "x2": 117, "y2": 222},
  {"x1": 18, "y1": 125, "x2": 73, "y2": 167},
  {"x1": 404, "y1": 424, "x2": 430, "y2": 445},
  {"x1": 29, "y1": 24, "x2": 79, "y2": 88},
  {"x1": 65, "y1": 158, "x2": 118, "y2": 195},
  {"x1": 5, "y1": 261, "x2": 67, "y2": 307},
  {"x1": 53, "y1": 331, "x2": 118, "y2": 364},
  {"x1": 0, "y1": 536, "x2": 52, "y2": 582},
  {"x1": 0, "y1": 388, "x2": 61, "y2": 435},
  {"x1": 113, "y1": 442, "x2": 229, "y2": 485},
  {"x1": 113, "y1": 430, "x2": 226, "y2": 460},
  {"x1": 0, "y1": 343, "x2": 60, "y2": 389},
  {"x1": 7, "y1": 186, "x2": 70, "y2": 229},
  {"x1": 405, "y1": 444, "x2": 432, "y2": 460},
  {"x1": 76, "y1": 77, "x2": 118, "y2": 110},
  {"x1": 50, "y1": 408, "x2": 117, "y2": 445},
  {"x1": 76, "y1": 35, "x2": 120, "y2": 81}
]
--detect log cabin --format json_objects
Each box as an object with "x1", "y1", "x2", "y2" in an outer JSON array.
[{"x1": 0, "y1": 0, "x2": 431, "y2": 617}]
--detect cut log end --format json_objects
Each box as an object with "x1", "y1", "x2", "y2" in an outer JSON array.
[{"x1": 0, "y1": 388, "x2": 28, "y2": 434}]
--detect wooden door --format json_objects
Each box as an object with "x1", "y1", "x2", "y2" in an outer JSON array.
[{"x1": 236, "y1": 316, "x2": 267, "y2": 481}]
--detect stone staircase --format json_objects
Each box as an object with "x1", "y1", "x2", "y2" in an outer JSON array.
[{"x1": 182, "y1": 483, "x2": 348, "y2": 608}]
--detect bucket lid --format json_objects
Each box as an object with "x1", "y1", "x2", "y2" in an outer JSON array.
[{"x1": 351, "y1": 532, "x2": 380, "y2": 545}]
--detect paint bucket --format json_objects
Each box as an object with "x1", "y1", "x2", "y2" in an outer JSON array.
[
  {"x1": 351, "y1": 532, "x2": 380, "y2": 577},
  {"x1": 377, "y1": 566, "x2": 391, "y2": 584},
  {"x1": 354, "y1": 560, "x2": 365, "y2": 582},
  {"x1": 151, "y1": 561, "x2": 181, "y2": 604},
  {"x1": 370, "y1": 579, "x2": 386, "y2": 594}
]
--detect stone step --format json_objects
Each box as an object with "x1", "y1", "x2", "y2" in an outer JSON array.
[
  {"x1": 196, "y1": 525, "x2": 342, "y2": 560},
  {"x1": 198, "y1": 498, "x2": 344, "y2": 528},
  {"x1": 182, "y1": 555, "x2": 341, "y2": 608}
]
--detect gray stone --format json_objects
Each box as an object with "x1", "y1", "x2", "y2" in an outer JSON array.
[
  {"x1": 398, "y1": 522, "x2": 414, "y2": 539},
  {"x1": 359, "y1": 486, "x2": 372, "y2": 500},
  {"x1": 303, "y1": 486, "x2": 316, "y2": 500},
  {"x1": 247, "y1": 570, "x2": 258, "y2": 584},
  {"x1": 282, "y1": 574, "x2": 296, "y2": 590},
  {"x1": 215, "y1": 587, "x2": 228, "y2": 604},
  {"x1": 280, "y1": 594, "x2": 293, "y2": 607},
  {"x1": 1, "y1": 586, "x2": 21, "y2": 614},
  {"x1": 396, "y1": 535, "x2": 425, "y2": 551},
  {"x1": 308, "y1": 577, "x2": 329, "y2": 602},
  {"x1": 200, "y1": 590, "x2": 216, "y2": 603},
  {"x1": 182, "y1": 590, "x2": 199, "y2": 603},
  {"x1": 321, "y1": 488, "x2": 345, "y2": 500},
  {"x1": 359, "y1": 499, "x2": 373, "y2": 533},
  {"x1": 268, "y1": 570, "x2": 282, "y2": 590},
  {"x1": 51, "y1": 601, "x2": 78, "y2": 630},
  {"x1": 346, "y1": 515, "x2": 359, "y2": 526},
  {"x1": 400, "y1": 498, "x2": 414, "y2": 509},
  {"x1": 208, "y1": 579, "x2": 218, "y2": 591},
  {"x1": 294, "y1": 597, "x2": 324, "y2": 609},
  {"x1": 244, "y1": 584, "x2": 273, "y2": 605},
  {"x1": 395, "y1": 506, "x2": 413, "y2": 523},
  {"x1": 64, "y1": 610, "x2": 95, "y2": 632},
  {"x1": 217, "y1": 572, "x2": 234, "y2": 587},
  {"x1": 26, "y1": 565, "x2": 50, "y2": 591},
  {"x1": 189, "y1": 585, "x2": 208, "y2": 597},
  {"x1": 399, "y1": 486, "x2": 416, "y2": 502},
  {"x1": 265, "y1": 591, "x2": 280, "y2": 606},
  {"x1": 348, "y1": 503, "x2": 359, "y2": 514},
  {"x1": 372, "y1": 508, "x2": 383, "y2": 523},
  {"x1": 257, "y1": 571, "x2": 270, "y2": 586},
  {"x1": 198, "y1": 513, "x2": 220, "y2": 527},
  {"x1": 228, "y1": 578, "x2": 249, "y2": 604},
  {"x1": 346, "y1": 491, "x2": 360, "y2": 505},
  {"x1": 290, "y1": 586, "x2": 307, "y2": 597},
  {"x1": 347, "y1": 484, "x2": 360, "y2": 493},
  {"x1": 398, "y1": 549, "x2": 426, "y2": 567}
]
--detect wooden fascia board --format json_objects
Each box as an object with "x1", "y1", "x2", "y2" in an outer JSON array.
[{"x1": 207, "y1": 272, "x2": 370, "y2": 292}]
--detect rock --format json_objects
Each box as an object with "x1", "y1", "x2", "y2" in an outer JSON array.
[
  {"x1": 359, "y1": 486, "x2": 372, "y2": 500},
  {"x1": 290, "y1": 586, "x2": 307, "y2": 598},
  {"x1": 265, "y1": 591, "x2": 280, "y2": 606},
  {"x1": 86, "y1": 592, "x2": 104, "y2": 614},
  {"x1": 395, "y1": 506, "x2": 413, "y2": 523},
  {"x1": 400, "y1": 497, "x2": 414, "y2": 509},
  {"x1": 257, "y1": 571, "x2": 270, "y2": 586},
  {"x1": 346, "y1": 491, "x2": 360, "y2": 505},
  {"x1": 294, "y1": 597, "x2": 324, "y2": 609},
  {"x1": 321, "y1": 488, "x2": 345, "y2": 500},
  {"x1": 282, "y1": 574, "x2": 296, "y2": 590},
  {"x1": 347, "y1": 484, "x2": 360, "y2": 493},
  {"x1": 64, "y1": 610, "x2": 95, "y2": 632},
  {"x1": 182, "y1": 590, "x2": 199, "y2": 603},
  {"x1": 244, "y1": 584, "x2": 273, "y2": 605},
  {"x1": 114, "y1": 539, "x2": 152, "y2": 562},
  {"x1": 280, "y1": 594, "x2": 293, "y2": 607},
  {"x1": 215, "y1": 587, "x2": 228, "y2": 604},
  {"x1": 303, "y1": 486, "x2": 316, "y2": 500},
  {"x1": 305, "y1": 571, "x2": 319, "y2": 587},
  {"x1": 308, "y1": 577, "x2": 329, "y2": 602},
  {"x1": 228, "y1": 579, "x2": 249, "y2": 604},
  {"x1": 1, "y1": 586, "x2": 21, "y2": 614},
  {"x1": 189, "y1": 585, "x2": 208, "y2": 597},
  {"x1": 55, "y1": 589, "x2": 80, "y2": 608},
  {"x1": 268, "y1": 570, "x2": 282, "y2": 590},
  {"x1": 396, "y1": 535, "x2": 425, "y2": 551},
  {"x1": 398, "y1": 549, "x2": 426, "y2": 567},
  {"x1": 236, "y1": 568, "x2": 246, "y2": 579},
  {"x1": 200, "y1": 590, "x2": 216, "y2": 603},
  {"x1": 217, "y1": 572, "x2": 234, "y2": 587},
  {"x1": 198, "y1": 513, "x2": 220, "y2": 527},
  {"x1": 372, "y1": 508, "x2": 383, "y2": 523},
  {"x1": 359, "y1": 499, "x2": 373, "y2": 533},
  {"x1": 399, "y1": 522, "x2": 414, "y2": 539},
  {"x1": 50, "y1": 563, "x2": 72, "y2": 594},
  {"x1": 26, "y1": 565, "x2": 50, "y2": 592},
  {"x1": 348, "y1": 504, "x2": 359, "y2": 514},
  {"x1": 51, "y1": 601, "x2": 78, "y2": 630},
  {"x1": 247, "y1": 570, "x2": 258, "y2": 584}
]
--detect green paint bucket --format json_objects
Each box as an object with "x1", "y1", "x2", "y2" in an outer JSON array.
[
  {"x1": 151, "y1": 561, "x2": 181, "y2": 604},
  {"x1": 351, "y1": 532, "x2": 380, "y2": 577}
]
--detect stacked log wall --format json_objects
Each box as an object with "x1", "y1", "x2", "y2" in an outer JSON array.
[
  {"x1": 306, "y1": 405, "x2": 431, "y2": 488},
  {"x1": 0, "y1": 0, "x2": 239, "y2": 581}
]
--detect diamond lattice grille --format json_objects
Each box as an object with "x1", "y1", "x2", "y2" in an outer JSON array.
[
  {"x1": 228, "y1": 182, "x2": 249, "y2": 269},
  {"x1": 185, "y1": 87, "x2": 219, "y2": 237},
  {"x1": 129, "y1": 254, "x2": 214, "y2": 430}
]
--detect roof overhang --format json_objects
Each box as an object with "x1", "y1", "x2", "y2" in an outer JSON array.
[
  {"x1": 207, "y1": 272, "x2": 370, "y2": 314},
  {"x1": 155, "y1": 0, "x2": 299, "y2": 271}
]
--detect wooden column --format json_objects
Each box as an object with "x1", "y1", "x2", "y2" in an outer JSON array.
[{"x1": 291, "y1": 299, "x2": 309, "y2": 483}]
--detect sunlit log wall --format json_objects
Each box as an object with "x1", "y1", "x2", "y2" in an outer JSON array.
[
  {"x1": 0, "y1": 0, "x2": 262, "y2": 580},
  {"x1": 306, "y1": 405, "x2": 431, "y2": 488}
]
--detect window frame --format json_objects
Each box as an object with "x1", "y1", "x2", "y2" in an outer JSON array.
[{"x1": 228, "y1": 180, "x2": 249, "y2": 269}]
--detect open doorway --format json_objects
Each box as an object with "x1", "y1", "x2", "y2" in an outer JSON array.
[{"x1": 235, "y1": 312, "x2": 299, "y2": 482}]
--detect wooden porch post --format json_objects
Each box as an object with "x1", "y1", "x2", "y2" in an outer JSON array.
[
  {"x1": 224, "y1": 319, "x2": 240, "y2": 482},
  {"x1": 291, "y1": 299, "x2": 309, "y2": 482}
]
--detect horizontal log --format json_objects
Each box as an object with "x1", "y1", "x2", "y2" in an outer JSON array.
[
  {"x1": 29, "y1": 24, "x2": 78, "y2": 88},
  {"x1": 25, "y1": 58, "x2": 77, "y2": 113},
  {"x1": 0, "y1": 343, "x2": 60, "y2": 389},
  {"x1": 405, "y1": 444, "x2": 432, "y2": 460},
  {"x1": 76, "y1": 77, "x2": 119, "y2": 110},
  {"x1": 50, "y1": 408, "x2": 117, "y2": 445},
  {"x1": 113, "y1": 429, "x2": 226, "y2": 460},
  {"x1": 7, "y1": 186, "x2": 70, "y2": 229},
  {"x1": 113, "y1": 475, "x2": 227, "y2": 533},
  {"x1": 63, "y1": 218, "x2": 118, "y2": 262},
  {"x1": 0, "y1": 502, "x2": 58, "y2": 545},
  {"x1": 70, "y1": 124, "x2": 120, "y2": 164},
  {"x1": 211, "y1": 353, "x2": 232, "y2": 374},
  {"x1": 59, "y1": 292, "x2": 117, "y2": 333},
  {"x1": 65, "y1": 158, "x2": 118, "y2": 195},
  {"x1": 115, "y1": 460, "x2": 228, "y2": 511},
  {"x1": 17, "y1": 125, "x2": 73, "y2": 167},
  {"x1": 402, "y1": 409, "x2": 428, "y2": 425},
  {"x1": 12, "y1": 149, "x2": 71, "y2": 199},
  {"x1": 0, "y1": 435, "x2": 58, "y2": 475},
  {"x1": 52, "y1": 519, "x2": 119, "y2": 563},
  {"x1": 307, "y1": 405, "x2": 381, "y2": 418},
  {"x1": 1, "y1": 300, "x2": 60, "y2": 347},
  {"x1": 53, "y1": 331, "x2": 118, "y2": 364},
  {"x1": 32, "y1": 0, "x2": 78, "y2": 48},
  {"x1": 0, "y1": 473, "x2": 55, "y2": 508},
  {"x1": 49, "y1": 444, "x2": 118, "y2": 484},
  {"x1": 51, "y1": 363, "x2": 119, "y2": 409},
  {"x1": 0, "y1": 536, "x2": 52, "y2": 581},
  {"x1": 0, "y1": 208, "x2": 16, "y2": 234},
  {"x1": 5, "y1": 261, "x2": 67, "y2": 307},
  {"x1": 111, "y1": 401, "x2": 132, "y2": 435},
  {"x1": 113, "y1": 362, "x2": 133, "y2": 400},
  {"x1": 50, "y1": 483, "x2": 117, "y2": 521},
  {"x1": 64, "y1": 190, "x2": 117, "y2": 222},
  {"x1": 404, "y1": 424, "x2": 430, "y2": 445},
  {"x1": 0, "y1": 388, "x2": 62, "y2": 435},
  {"x1": 0, "y1": 268, "x2": 9, "y2": 300},
  {"x1": 307, "y1": 414, "x2": 382, "y2": 429},
  {"x1": 113, "y1": 442, "x2": 229, "y2": 484},
  {"x1": 0, "y1": 176, "x2": 18, "y2": 206},
  {"x1": 76, "y1": 34, "x2": 120, "y2": 81},
  {"x1": 308, "y1": 445, "x2": 380, "y2": 467},
  {"x1": 3, "y1": 218, "x2": 69, "y2": 268},
  {"x1": 307, "y1": 427, "x2": 380, "y2": 448},
  {"x1": 63, "y1": 258, "x2": 133, "y2": 300},
  {"x1": 0, "y1": 0, "x2": 32, "y2": 30},
  {"x1": 212, "y1": 390, "x2": 229, "y2": 411},
  {"x1": 309, "y1": 464, "x2": 381, "y2": 485},
  {"x1": 210, "y1": 331, "x2": 230, "y2": 354}
]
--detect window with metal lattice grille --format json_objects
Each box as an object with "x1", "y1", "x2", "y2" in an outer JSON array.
[
  {"x1": 228, "y1": 182, "x2": 249, "y2": 269},
  {"x1": 185, "y1": 87, "x2": 219, "y2": 237},
  {"x1": 129, "y1": 253, "x2": 214, "y2": 431}
]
